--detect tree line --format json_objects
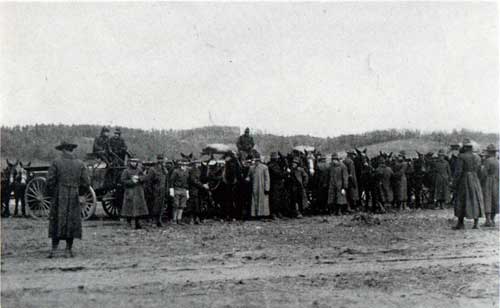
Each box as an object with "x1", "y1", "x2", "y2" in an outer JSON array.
[{"x1": 1, "y1": 124, "x2": 497, "y2": 166}]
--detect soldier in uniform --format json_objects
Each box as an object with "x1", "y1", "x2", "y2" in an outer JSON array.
[
  {"x1": 375, "y1": 158, "x2": 394, "y2": 211},
  {"x1": 343, "y1": 150, "x2": 359, "y2": 212},
  {"x1": 481, "y1": 144, "x2": 498, "y2": 227},
  {"x1": 314, "y1": 155, "x2": 330, "y2": 214},
  {"x1": 392, "y1": 151, "x2": 411, "y2": 210},
  {"x1": 328, "y1": 153, "x2": 348, "y2": 215},
  {"x1": 247, "y1": 153, "x2": 270, "y2": 218},
  {"x1": 92, "y1": 127, "x2": 111, "y2": 164},
  {"x1": 146, "y1": 155, "x2": 168, "y2": 227},
  {"x1": 236, "y1": 128, "x2": 255, "y2": 161},
  {"x1": 47, "y1": 141, "x2": 90, "y2": 258},
  {"x1": 433, "y1": 150, "x2": 452, "y2": 209},
  {"x1": 290, "y1": 157, "x2": 309, "y2": 218},
  {"x1": 169, "y1": 159, "x2": 190, "y2": 224},
  {"x1": 453, "y1": 139, "x2": 484, "y2": 230},
  {"x1": 188, "y1": 156, "x2": 209, "y2": 224},
  {"x1": 267, "y1": 152, "x2": 288, "y2": 218},
  {"x1": 121, "y1": 158, "x2": 149, "y2": 229},
  {"x1": 109, "y1": 128, "x2": 128, "y2": 165}
]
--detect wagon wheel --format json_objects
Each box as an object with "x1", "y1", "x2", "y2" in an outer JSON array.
[
  {"x1": 80, "y1": 186, "x2": 97, "y2": 220},
  {"x1": 102, "y1": 188, "x2": 122, "y2": 219},
  {"x1": 25, "y1": 177, "x2": 51, "y2": 219}
]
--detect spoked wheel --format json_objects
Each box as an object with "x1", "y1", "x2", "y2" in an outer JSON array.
[
  {"x1": 80, "y1": 186, "x2": 97, "y2": 220},
  {"x1": 102, "y1": 188, "x2": 122, "y2": 219},
  {"x1": 25, "y1": 177, "x2": 51, "y2": 219}
]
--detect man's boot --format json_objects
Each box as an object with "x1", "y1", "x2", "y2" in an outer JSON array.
[
  {"x1": 453, "y1": 217, "x2": 465, "y2": 230},
  {"x1": 135, "y1": 218, "x2": 142, "y2": 229},
  {"x1": 472, "y1": 219, "x2": 479, "y2": 229},
  {"x1": 48, "y1": 239, "x2": 59, "y2": 258}
]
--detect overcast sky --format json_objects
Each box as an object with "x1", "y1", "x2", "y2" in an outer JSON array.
[{"x1": 0, "y1": 2, "x2": 498, "y2": 137}]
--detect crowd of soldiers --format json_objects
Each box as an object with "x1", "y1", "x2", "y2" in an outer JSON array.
[{"x1": 44, "y1": 128, "x2": 498, "y2": 258}]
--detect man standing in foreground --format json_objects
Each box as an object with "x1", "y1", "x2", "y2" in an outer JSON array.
[
  {"x1": 453, "y1": 139, "x2": 484, "y2": 230},
  {"x1": 47, "y1": 141, "x2": 90, "y2": 258},
  {"x1": 248, "y1": 153, "x2": 270, "y2": 218}
]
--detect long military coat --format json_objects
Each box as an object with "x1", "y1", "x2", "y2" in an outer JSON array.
[
  {"x1": 454, "y1": 151, "x2": 484, "y2": 219},
  {"x1": 433, "y1": 158, "x2": 451, "y2": 202},
  {"x1": 291, "y1": 166, "x2": 309, "y2": 207},
  {"x1": 375, "y1": 164, "x2": 394, "y2": 203},
  {"x1": 47, "y1": 152, "x2": 90, "y2": 240},
  {"x1": 146, "y1": 164, "x2": 168, "y2": 216},
  {"x1": 121, "y1": 167, "x2": 149, "y2": 218},
  {"x1": 481, "y1": 156, "x2": 499, "y2": 214},
  {"x1": 343, "y1": 157, "x2": 359, "y2": 202},
  {"x1": 267, "y1": 160, "x2": 287, "y2": 213},
  {"x1": 327, "y1": 161, "x2": 348, "y2": 205},
  {"x1": 248, "y1": 162, "x2": 270, "y2": 217},
  {"x1": 392, "y1": 160, "x2": 410, "y2": 202}
]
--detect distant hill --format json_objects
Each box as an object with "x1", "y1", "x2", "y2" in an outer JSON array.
[{"x1": 1, "y1": 124, "x2": 497, "y2": 166}]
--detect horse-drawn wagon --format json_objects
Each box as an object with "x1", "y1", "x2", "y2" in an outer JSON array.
[{"x1": 24, "y1": 155, "x2": 125, "y2": 220}]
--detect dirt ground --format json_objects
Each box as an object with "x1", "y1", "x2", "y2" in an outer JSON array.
[{"x1": 1, "y1": 207, "x2": 498, "y2": 308}]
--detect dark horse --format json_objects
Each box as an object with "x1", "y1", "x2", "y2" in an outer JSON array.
[
  {"x1": 1, "y1": 159, "x2": 18, "y2": 217},
  {"x1": 200, "y1": 151, "x2": 246, "y2": 220},
  {"x1": 13, "y1": 161, "x2": 32, "y2": 217}
]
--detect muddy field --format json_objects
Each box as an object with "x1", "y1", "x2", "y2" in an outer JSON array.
[{"x1": 1, "y1": 208, "x2": 498, "y2": 308}]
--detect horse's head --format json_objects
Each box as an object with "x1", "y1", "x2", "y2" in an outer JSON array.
[
  {"x1": 5, "y1": 159, "x2": 18, "y2": 184},
  {"x1": 16, "y1": 161, "x2": 31, "y2": 185}
]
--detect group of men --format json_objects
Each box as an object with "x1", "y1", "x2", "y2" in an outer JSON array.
[
  {"x1": 45, "y1": 128, "x2": 498, "y2": 258},
  {"x1": 92, "y1": 127, "x2": 129, "y2": 165}
]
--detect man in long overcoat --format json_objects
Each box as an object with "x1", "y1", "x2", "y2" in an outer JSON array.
[
  {"x1": 47, "y1": 141, "x2": 90, "y2": 258},
  {"x1": 146, "y1": 155, "x2": 168, "y2": 227},
  {"x1": 375, "y1": 158, "x2": 394, "y2": 208},
  {"x1": 433, "y1": 150, "x2": 452, "y2": 209},
  {"x1": 314, "y1": 155, "x2": 330, "y2": 214},
  {"x1": 343, "y1": 151, "x2": 359, "y2": 211},
  {"x1": 392, "y1": 151, "x2": 411, "y2": 210},
  {"x1": 453, "y1": 139, "x2": 484, "y2": 229},
  {"x1": 328, "y1": 153, "x2": 348, "y2": 215},
  {"x1": 290, "y1": 157, "x2": 308, "y2": 218},
  {"x1": 247, "y1": 153, "x2": 270, "y2": 217},
  {"x1": 188, "y1": 157, "x2": 209, "y2": 224},
  {"x1": 267, "y1": 152, "x2": 287, "y2": 218},
  {"x1": 481, "y1": 144, "x2": 498, "y2": 227},
  {"x1": 121, "y1": 158, "x2": 149, "y2": 229}
]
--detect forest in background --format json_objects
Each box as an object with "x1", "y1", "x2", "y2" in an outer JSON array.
[{"x1": 1, "y1": 124, "x2": 498, "y2": 166}]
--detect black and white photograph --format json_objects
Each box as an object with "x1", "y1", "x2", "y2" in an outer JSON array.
[{"x1": 0, "y1": 2, "x2": 499, "y2": 307}]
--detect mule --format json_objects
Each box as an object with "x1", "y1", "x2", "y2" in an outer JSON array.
[{"x1": 1, "y1": 159, "x2": 18, "y2": 217}]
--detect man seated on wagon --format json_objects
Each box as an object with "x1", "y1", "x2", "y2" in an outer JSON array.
[
  {"x1": 109, "y1": 128, "x2": 129, "y2": 165},
  {"x1": 92, "y1": 126, "x2": 111, "y2": 164},
  {"x1": 236, "y1": 127, "x2": 255, "y2": 161}
]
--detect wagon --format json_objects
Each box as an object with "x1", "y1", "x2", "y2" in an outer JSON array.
[{"x1": 24, "y1": 155, "x2": 126, "y2": 220}]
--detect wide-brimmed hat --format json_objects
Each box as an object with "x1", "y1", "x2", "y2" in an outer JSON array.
[
  {"x1": 101, "y1": 127, "x2": 110, "y2": 133},
  {"x1": 331, "y1": 153, "x2": 339, "y2": 160},
  {"x1": 55, "y1": 141, "x2": 78, "y2": 151},
  {"x1": 156, "y1": 154, "x2": 165, "y2": 161},
  {"x1": 270, "y1": 152, "x2": 279, "y2": 159},
  {"x1": 114, "y1": 128, "x2": 121, "y2": 135},
  {"x1": 346, "y1": 150, "x2": 355, "y2": 155},
  {"x1": 437, "y1": 149, "x2": 446, "y2": 156},
  {"x1": 399, "y1": 150, "x2": 406, "y2": 157},
  {"x1": 449, "y1": 143, "x2": 460, "y2": 150},
  {"x1": 486, "y1": 144, "x2": 498, "y2": 152}
]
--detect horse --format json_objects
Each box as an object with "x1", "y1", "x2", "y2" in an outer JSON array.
[
  {"x1": 1, "y1": 159, "x2": 19, "y2": 217},
  {"x1": 13, "y1": 161, "x2": 32, "y2": 217},
  {"x1": 353, "y1": 149, "x2": 381, "y2": 212}
]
